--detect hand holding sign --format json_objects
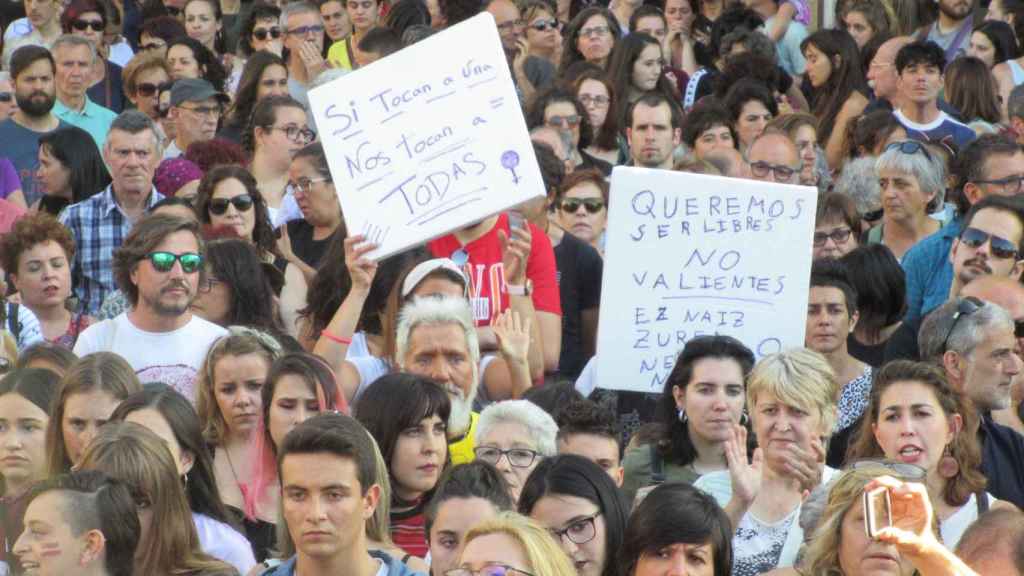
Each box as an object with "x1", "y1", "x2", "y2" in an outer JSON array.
[{"x1": 307, "y1": 13, "x2": 544, "y2": 259}]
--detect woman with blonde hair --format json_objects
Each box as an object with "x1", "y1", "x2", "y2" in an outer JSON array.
[
  {"x1": 799, "y1": 463, "x2": 983, "y2": 576},
  {"x1": 846, "y1": 360, "x2": 1009, "y2": 548},
  {"x1": 46, "y1": 352, "x2": 142, "y2": 474},
  {"x1": 456, "y1": 511, "x2": 577, "y2": 576},
  {"x1": 78, "y1": 421, "x2": 238, "y2": 576},
  {"x1": 694, "y1": 348, "x2": 839, "y2": 574}
]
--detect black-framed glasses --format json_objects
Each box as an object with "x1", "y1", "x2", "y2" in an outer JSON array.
[
  {"x1": 198, "y1": 276, "x2": 222, "y2": 293},
  {"x1": 959, "y1": 227, "x2": 1020, "y2": 260},
  {"x1": 973, "y1": 173, "x2": 1024, "y2": 194},
  {"x1": 885, "y1": 140, "x2": 933, "y2": 161},
  {"x1": 269, "y1": 124, "x2": 317, "y2": 143},
  {"x1": 548, "y1": 511, "x2": 601, "y2": 545},
  {"x1": 252, "y1": 26, "x2": 282, "y2": 40},
  {"x1": 941, "y1": 296, "x2": 984, "y2": 353},
  {"x1": 750, "y1": 161, "x2": 799, "y2": 182},
  {"x1": 529, "y1": 18, "x2": 559, "y2": 31},
  {"x1": 850, "y1": 459, "x2": 927, "y2": 480},
  {"x1": 208, "y1": 194, "x2": 254, "y2": 215},
  {"x1": 71, "y1": 18, "x2": 105, "y2": 31},
  {"x1": 136, "y1": 81, "x2": 172, "y2": 97},
  {"x1": 560, "y1": 198, "x2": 604, "y2": 214},
  {"x1": 143, "y1": 251, "x2": 203, "y2": 273},
  {"x1": 445, "y1": 565, "x2": 536, "y2": 576},
  {"x1": 473, "y1": 446, "x2": 540, "y2": 468},
  {"x1": 813, "y1": 227, "x2": 853, "y2": 247}
]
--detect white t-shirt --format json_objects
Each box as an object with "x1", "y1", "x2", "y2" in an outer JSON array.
[
  {"x1": 73, "y1": 313, "x2": 228, "y2": 402},
  {"x1": 193, "y1": 512, "x2": 256, "y2": 575},
  {"x1": 940, "y1": 492, "x2": 994, "y2": 549}
]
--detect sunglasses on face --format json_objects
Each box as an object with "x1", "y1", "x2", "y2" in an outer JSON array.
[
  {"x1": 136, "y1": 81, "x2": 172, "y2": 97},
  {"x1": 530, "y1": 18, "x2": 559, "y2": 31},
  {"x1": 546, "y1": 114, "x2": 581, "y2": 128},
  {"x1": 560, "y1": 198, "x2": 604, "y2": 213},
  {"x1": 208, "y1": 194, "x2": 254, "y2": 215},
  {"x1": 252, "y1": 26, "x2": 282, "y2": 40},
  {"x1": 144, "y1": 251, "x2": 203, "y2": 273},
  {"x1": 959, "y1": 226, "x2": 1019, "y2": 260},
  {"x1": 71, "y1": 18, "x2": 105, "y2": 32}
]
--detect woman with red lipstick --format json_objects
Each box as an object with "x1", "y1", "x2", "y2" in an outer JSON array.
[
  {"x1": 847, "y1": 360, "x2": 1014, "y2": 549},
  {"x1": 0, "y1": 213, "x2": 95, "y2": 347},
  {"x1": 355, "y1": 373, "x2": 451, "y2": 561}
]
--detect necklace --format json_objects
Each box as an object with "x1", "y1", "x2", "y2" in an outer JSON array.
[{"x1": 224, "y1": 445, "x2": 243, "y2": 487}]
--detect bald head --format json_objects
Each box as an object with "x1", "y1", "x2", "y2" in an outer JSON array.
[
  {"x1": 486, "y1": 0, "x2": 521, "y2": 50},
  {"x1": 747, "y1": 132, "x2": 800, "y2": 183},
  {"x1": 961, "y1": 275, "x2": 1024, "y2": 320},
  {"x1": 868, "y1": 36, "x2": 912, "y2": 100},
  {"x1": 705, "y1": 147, "x2": 750, "y2": 178}
]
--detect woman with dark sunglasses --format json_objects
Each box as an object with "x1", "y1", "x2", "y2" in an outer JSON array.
[
  {"x1": 522, "y1": 0, "x2": 561, "y2": 68},
  {"x1": 554, "y1": 169, "x2": 608, "y2": 256},
  {"x1": 527, "y1": 87, "x2": 612, "y2": 177},
  {"x1": 63, "y1": 0, "x2": 126, "y2": 112},
  {"x1": 868, "y1": 140, "x2": 946, "y2": 260},
  {"x1": 195, "y1": 165, "x2": 281, "y2": 266}
]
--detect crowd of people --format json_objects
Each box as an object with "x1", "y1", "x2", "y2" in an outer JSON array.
[{"x1": 0, "y1": 0, "x2": 1022, "y2": 573}]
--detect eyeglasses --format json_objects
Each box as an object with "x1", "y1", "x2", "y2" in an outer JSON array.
[
  {"x1": 959, "y1": 227, "x2": 1020, "y2": 260},
  {"x1": 529, "y1": 18, "x2": 559, "y2": 31},
  {"x1": 198, "y1": 276, "x2": 222, "y2": 293},
  {"x1": 750, "y1": 161, "x2": 800, "y2": 182},
  {"x1": 579, "y1": 25, "x2": 610, "y2": 38},
  {"x1": 143, "y1": 251, "x2": 203, "y2": 273},
  {"x1": 288, "y1": 176, "x2": 330, "y2": 194},
  {"x1": 941, "y1": 296, "x2": 984, "y2": 353},
  {"x1": 474, "y1": 446, "x2": 540, "y2": 468},
  {"x1": 445, "y1": 565, "x2": 536, "y2": 576},
  {"x1": 578, "y1": 94, "x2": 609, "y2": 107},
  {"x1": 973, "y1": 173, "x2": 1024, "y2": 194},
  {"x1": 180, "y1": 104, "x2": 223, "y2": 118},
  {"x1": 287, "y1": 24, "x2": 325, "y2": 36},
  {"x1": 140, "y1": 41, "x2": 166, "y2": 51},
  {"x1": 252, "y1": 26, "x2": 282, "y2": 40},
  {"x1": 268, "y1": 125, "x2": 316, "y2": 143},
  {"x1": 885, "y1": 140, "x2": 933, "y2": 161},
  {"x1": 72, "y1": 18, "x2": 105, "y2": 32},
  {"x1": 208, "y1": 194, "x2": 254, "y2": 215},
  {"x1": 850, "y1": 459, "x2": 927, "y2": 480},
  {"x1": 546, "y1": 114, "x2": 581, "y2": 129},
  {"x1": 813, "y1": 227, "x2": 853, "y2": 247},
  {"x1": 548, "y1": 511, "x2": 601, "y2": 545},
  {"x1": 560, "y1": 198, "x2": 604, "y2": 214},
  {"x1": 0, "y1": 92, "x2": 12, "y2": 103},
  {"x1": 136, "y1": 81, "x2": 172, "y2": 97}
]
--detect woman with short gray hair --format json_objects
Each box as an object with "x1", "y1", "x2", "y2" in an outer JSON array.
[
  {"x1": 475, "y1": 399, "x2": 558, "y2": 501},
  {"x1": 869, "y1": 140, "x2": 947, "y2": 260}
]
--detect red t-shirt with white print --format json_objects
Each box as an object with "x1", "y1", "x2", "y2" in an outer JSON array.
[{"x1": 427, "y1": 213, "x2": 562, "y2": 326}]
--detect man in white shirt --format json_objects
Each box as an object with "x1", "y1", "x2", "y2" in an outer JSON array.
[{"x1": 73, "y1": 213, "x2": 227, "y2": 400}]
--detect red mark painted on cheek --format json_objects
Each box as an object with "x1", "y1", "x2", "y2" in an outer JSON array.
[{"x1": 38, "y1": 541, "x2": 62, "y2": 557}]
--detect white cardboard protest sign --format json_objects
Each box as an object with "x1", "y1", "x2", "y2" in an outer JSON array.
[
  {"x1": 307, "y1": 13, "x2": 544, "y2": 259},
  {"x1": 595, "y1": 167, "x2": 819, "y2": 393}
]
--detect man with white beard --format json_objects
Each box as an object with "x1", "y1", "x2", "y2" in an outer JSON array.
[{"x1": 396, "y1": 296, "x2": 504, "y2": 464}]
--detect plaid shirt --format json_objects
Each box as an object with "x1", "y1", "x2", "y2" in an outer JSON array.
[{"x1": 60, "y1": 185, "x2": 163, "y2": 315}]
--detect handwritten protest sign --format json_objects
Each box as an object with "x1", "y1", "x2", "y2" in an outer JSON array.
[
  {"x1": 307, "y1": 13, "x2": 544, "y2": 259},
  {"x1": 595, "y1": 168, "x2": 818, "y2": 393}
]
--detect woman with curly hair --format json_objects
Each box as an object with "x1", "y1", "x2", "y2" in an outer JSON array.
[{"x1": 194, "y1": 165, "x2": 278, "y2": 263}]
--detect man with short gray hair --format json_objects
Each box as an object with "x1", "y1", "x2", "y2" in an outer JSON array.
[
  {"x1": 919, "y1": 296, "x2": 1024, "y2": 508},
  {"x1": 1007, "y1": 83, "x2": 1024, "y2": 146},
  {"x1": 60, "y1": 110, "x2": 165, "y2": 315},
  {"x1": 51, "y1": 35, "x2": 116, "y2": 148}
]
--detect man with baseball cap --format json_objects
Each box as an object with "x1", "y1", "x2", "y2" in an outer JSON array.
[{"x1": 164, "y1": 78, "x2": 228, "y2": 159}]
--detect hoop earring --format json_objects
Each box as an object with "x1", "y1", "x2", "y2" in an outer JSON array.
[{"x1": 677, "y1": 408, "x2": 687, "y2": 423}]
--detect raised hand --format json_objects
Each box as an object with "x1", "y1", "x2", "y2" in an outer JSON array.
[
  {"x1": 725, "y1": 423, "x2": 763, "y2": 505},
  {"x1": 492, "y1": 309, "x2": 531, "y2": 365},
  {"x1": 343, "y1": 234, "x2": 379, "y2": 293},
  {"x1": 498, "y1": 219, "x2": 532, "y2": 286},
  {"x1": 780, "y1": 436, "x2": 825, "y2": 494}
]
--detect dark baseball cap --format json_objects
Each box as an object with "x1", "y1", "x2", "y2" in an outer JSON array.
[{"x1": 169, "y1": 78, "x2": 229, "y2": 107}]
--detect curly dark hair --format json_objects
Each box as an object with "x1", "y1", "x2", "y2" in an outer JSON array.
[
  {"x1": 238, "y1": 2, "x2": 282, "y2": 57},
  {"x1": 202, "y1": 238, "x2": 284, "y2": 331},
  {"x1": 194, "y1": 165, "x2": 277, "y2": 260},
  {"x1": 184, "y1": 138, "x2": 249, "y2": 172},
  {"x1": 0, "y1": 213, "x2": 77, "y2": 274}
]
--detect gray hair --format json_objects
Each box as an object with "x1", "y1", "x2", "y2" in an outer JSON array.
[
  {"x1": 719, "y1": 28, "x2": 777, "y2": 62},
  {"x1": 51, "y1": 34, "x2": 97, "y2": 64},
  {"x1": 107, "y1": 109, "x2": 163, "y2": 155},
  {"x1": 475, "y1": 400, "x2": 558, "y2": 457},
  {"x1": 280, "y1": 2, "x2": 322, "y2": 30},
  {"x1": 835, "y1": 156, "x2": 882, "y2": 215},
  {"x1": 876, "y1": 142, "x2": 947, "y2": 213},
  {"x1": 918, "y1": 298, "x2": 1014, "y2": 362},
  {"x1": 395, "y1": 296, "x2": 481, "y2": 377},
  {"x1": 1010, "y1": 83, "x2": 1024, "y2": 122}
]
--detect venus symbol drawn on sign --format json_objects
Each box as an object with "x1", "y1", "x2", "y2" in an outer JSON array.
[{"x1": 501, "y1": 150, "x2": 520, "y2": 184}]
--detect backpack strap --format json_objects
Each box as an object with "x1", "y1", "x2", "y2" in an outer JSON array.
[
  {"x1": 7, "y1": 303, "x2": 20, "y2": 344},
  {"x1": 976, "y1": 491, "x2": 990, "y2": 515}
]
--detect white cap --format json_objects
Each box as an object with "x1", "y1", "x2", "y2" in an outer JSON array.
[{"x1": 401, "y1": 258, "x2": 469, "y2": 298}]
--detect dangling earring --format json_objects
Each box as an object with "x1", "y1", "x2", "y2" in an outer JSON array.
[
  {"x1": 938, "y1": 444, "x2": 959, "y2": 478},
  {"x1": 677, "y1": 408, "x2": 688, "y2": 423},
  {"x1": 740, "y1": 410, "x2": 749, "y2": 426},
  {"x1": 181, "y1": 471, "x2": 189, "y2": 486}
]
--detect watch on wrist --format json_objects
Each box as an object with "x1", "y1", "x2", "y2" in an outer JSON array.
[{"x1": 506, "y1": 279, "x2": 532, "y2": 296}]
